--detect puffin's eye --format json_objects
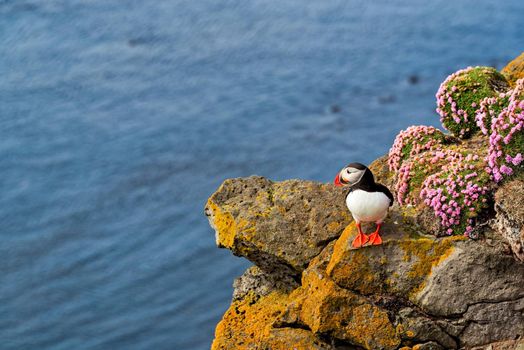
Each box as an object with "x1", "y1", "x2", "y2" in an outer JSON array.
[{"x1": 345, "y1": 169, "x2": 351, "y2": 174}]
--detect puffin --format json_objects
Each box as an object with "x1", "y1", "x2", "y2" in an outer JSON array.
[{"x1": 334, "y1": 162, "x2": 394, "y2": 248}]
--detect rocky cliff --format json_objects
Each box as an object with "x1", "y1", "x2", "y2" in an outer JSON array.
[{"x1": 204, "y1": 54, "x2": 524, "y2": 350}]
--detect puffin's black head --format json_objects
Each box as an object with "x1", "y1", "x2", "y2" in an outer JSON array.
[{"x1": 334, "y1": 162, "x2": 375, "y2": 188}]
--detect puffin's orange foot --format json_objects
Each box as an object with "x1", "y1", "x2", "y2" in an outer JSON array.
[
  {"x1": 351, "y1": 233, "x2": 369, "y2": 248},
  {"x1": 367, "y1": 231, "x2": 382, "y2": 246}
]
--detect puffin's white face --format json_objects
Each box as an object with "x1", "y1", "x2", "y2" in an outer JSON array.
[
  {"x1": 334, "y1": 165, "x2": 367, "y2": 187},
  {"x1": 340, "y1": 166, "x2": 366, "y2": 185}
]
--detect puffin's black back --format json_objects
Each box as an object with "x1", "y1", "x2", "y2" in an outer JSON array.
[
  {"x1": 346, "y1": 162, "x2": 374, "y2": 191},
  {"x1": 373, "y1": 183, "x2": 394, "y2": 206},
  {"x1": 347, "y1": 163, "x2": 394, "y2": 206},
  {"x1": 346, "y1": 162, "x2": 368, "y2": 171}
]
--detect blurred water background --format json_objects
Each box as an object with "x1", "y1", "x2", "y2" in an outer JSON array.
[{"x1": 1, "y1": 0, "x2": 523, "y2": 349}]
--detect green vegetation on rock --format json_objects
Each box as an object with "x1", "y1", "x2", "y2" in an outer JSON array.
[{"x1": 436, "y1": 66, "x2": 509, "y2": 138}]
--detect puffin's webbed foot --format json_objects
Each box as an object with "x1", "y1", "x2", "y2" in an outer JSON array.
[
  {"x1": 367, "y1": 223, "x2": 383, "y2": 246},
  {"x1": 351, "y1": 223, "x2": 369, "y2": 248}
]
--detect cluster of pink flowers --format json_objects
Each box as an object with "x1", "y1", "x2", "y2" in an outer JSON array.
[
  {"x1": 394, "y1": 149, "x2": 451, "y2": 206},
  {"x1": 475, "y1": 93, "x2": 510, "y2": 135},
  {"x1": 485, "y1": 78, "x2": 524, "y2": 182},
  {"x1": 435, "y1": 67, "x2": 476, "y2": 138},
  {"x1": 390, "y1": 133, "x2": 489, "y2": 236},
  {"x1": 387, "y1": 69, "x2": 520, "y2": 237},
  {"x1": 420, "y1": 153, "x2": 488, "y2": 236},
  {"x1": 388, "y1": 125, "x2": 444, "y2": 172},
  {"x1": 395, "y1": 161, "x2": 413, "y2": 205}
]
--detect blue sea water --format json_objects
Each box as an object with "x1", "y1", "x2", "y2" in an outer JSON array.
[{"x1": 1, "y1": 0, "x2": 523, "y2": 349}]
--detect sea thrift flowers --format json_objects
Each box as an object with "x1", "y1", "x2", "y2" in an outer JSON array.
[
  {"x1": 387, "y1": 67, "x2": 519, "y2": 237},
  {"x1": 420, "y1": 153, "x2": 490, "y2": 237},
  {"x1": 485, "y1": 78, "x2": 524, "y2": 182},
  {"x1": 388, "y1": 125, "x2": 447, "y2": 172},
  {"x1": 389, "y1": 119, "x2": 492, "y2": 236},
  {"x1": 391, "y1": 144, "x2": 490, "y2": 236},
  {"x1": 475, "y1": 92, "x2": 511, "y2": 135},
  {"x1": 436, "y1": 66, "x2": 509, "y2": 138},
  {"x1": 393, "y1": 148, "x2": 457, "y2": 206}
]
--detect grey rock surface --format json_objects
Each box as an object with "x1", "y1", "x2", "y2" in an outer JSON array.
[
  {"x1": 416, "y1": 241, "x2": 524, "y2": 317},
  {"x1": 232, "y1": 265, "x2": 299, "y2": 301},
  {"x1": 494, "y1": 179, "x2": 524, "y2": 261}
]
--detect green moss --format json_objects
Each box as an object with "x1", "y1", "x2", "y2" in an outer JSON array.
[
  {"x1": 513, "y1": 168, "x2": 524, "y2": 181},
  {"x1": 401, "y1": 143, "x2": 414, "y2": 160},
  {"x1": 408, "y1": 162, "x2": 432, "y2": 198},
  {"x1": 504, "y1": 127, "x2": 524, "y2": 154}
]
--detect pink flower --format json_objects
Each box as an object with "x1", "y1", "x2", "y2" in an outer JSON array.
[
  {"x1": 484, "y1": 78, "x2": 524, "y2": 182},
  {"x1": 500, "y1": 165, "x2": 513, "y2": 175}
]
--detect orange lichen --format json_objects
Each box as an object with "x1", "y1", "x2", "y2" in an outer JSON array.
[
  {"x1": 330, "y1": 249, "x2": 383, "y2": 295},
  {"x1": 395, "y1": 323, "x2": 418, "y2": 342},
  {"x1": 327, "y1": 222, "x2": 355, "y2": 270},
  {"x1": 236, "y1": 218, "x2": 256, "y2": 241},
  {"x1": 347, "y1": 303, "x2": 401, "y2": 350},
  {"x1": 413, "y1": 345, "x2": 431, "y2": 350},
  {"x1": 208, "y1": 175, "x2": 477, "y2": 349},
  {"x1": 502, "y1": 52, "x2": 524, "y2": 87},
  {"x1": 211, "y1": 225, "x2": 465, "y2": 350},
  {"x1": 212, "y1": 291, "x2": 290, "y2": 350},
  {"x1": 326, "y1": 223, "x2": 387, "y2": 295},
  {"x1": 289, "y1": 268, "x2": 400, "y2": 350},
  {"x1": 262, "y1": 328, "x2": 333, "y2": 350}
]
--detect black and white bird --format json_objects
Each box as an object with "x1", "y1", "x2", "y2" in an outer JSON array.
[{"x1": 334, "y1": 162, "x2": 394, "y2": 248}]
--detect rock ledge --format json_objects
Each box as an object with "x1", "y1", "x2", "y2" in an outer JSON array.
[{"x1": 206, "y1": 172, "x2": 524, "y2": 350}]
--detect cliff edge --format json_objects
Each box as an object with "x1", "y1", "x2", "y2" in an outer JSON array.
[{"x1": 204, "y1": 54, "x2": 524, "y2": 350}]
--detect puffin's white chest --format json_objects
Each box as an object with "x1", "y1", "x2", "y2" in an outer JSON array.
[{"x1": 346, "y1": 189, "x2": 390, "y2": 223}]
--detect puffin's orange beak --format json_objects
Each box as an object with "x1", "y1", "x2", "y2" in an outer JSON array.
[{"x1": 334, "y1": 173, "x2": 343, "y2": 187}]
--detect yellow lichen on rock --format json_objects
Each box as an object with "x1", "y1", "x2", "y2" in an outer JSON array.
[
  {"x1": 327, "y1": 220, "x2": 465, "y2": 300},
  {"x1": 398, "y1": 235, "x2": 464, "y2": 298},
  {"x1": 348, "y1": 303, "x2": 401, "y2": 350},
  {"x1": 212, "y1": 282, "x2": 340, "y2": 350},
  {"x1": 205, "y1": 176, "x2": 351, "y2": 273},
  {"x1": 207, "y1": 172, "x2": 524, "y2": 348},
  {"x1": 206, "y1": 200, "x2": 237, "y2": 249},
  {"x1": 326, "y1": 223, "x2": 385, "y2": 295},
  {"x1": 327, "y1": 221, "x2": 341, "y2": 232}
]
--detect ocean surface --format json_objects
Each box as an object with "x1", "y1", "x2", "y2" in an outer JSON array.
[{"x1": 1, "y1": 0, "x2": 523, "y2": 349}]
